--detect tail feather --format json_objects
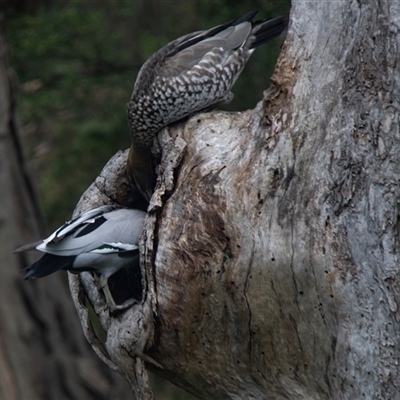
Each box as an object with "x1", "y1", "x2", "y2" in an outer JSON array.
[
  {"x1": 23, "y1": 253, "x2": 76, "y2": 280},
  {"x1": 14, "y1": 240, "x2": 43, "y2": 253},
  {"x1": 249, "y1": 15, "x2": 287, "y2": 49},
  {"x1": 171, "y1": 11, "x2": 278, "y2": 57},
  {"x1": 232, "y1": 10, "x2": 259, "y2": 25}
]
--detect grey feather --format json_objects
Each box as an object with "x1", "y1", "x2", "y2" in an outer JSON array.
[
  {"x1": 37, "y1": 207, "x2": 144, "y2": 258},
  {"x1": 127, "y1": 12, "x2": 286, "y2": 148},
  {"x1": 160, "y1": 22, "x2": 252, "y2": 78},
  {"x1": 16, "y1": 206, "x2": 146, "y2": 311}
]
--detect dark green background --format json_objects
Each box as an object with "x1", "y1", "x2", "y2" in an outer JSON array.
[{"x1": 5, "y1": 0, "x2": 290, "y2": 229}]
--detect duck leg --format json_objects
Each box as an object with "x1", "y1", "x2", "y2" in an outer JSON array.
[{"x1": 99, "y1": 274, "x2": 136, "y2": 312}]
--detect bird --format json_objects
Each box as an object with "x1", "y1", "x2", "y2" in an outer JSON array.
[
  {"x1": 14, "y1": 205, "x2": 146, "y2": 312},
  {"x1": 126, "y1": 11, "x2": 287, "y2": 201}
]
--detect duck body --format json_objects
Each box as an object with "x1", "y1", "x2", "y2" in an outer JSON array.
[
  {"x1": 127, "y1": 11, "x2": 286, "y2": 147},
  {"x1": 15, "y1": 205, "x2": 146, "y2": 311},
  {"x1": 126, "y1": 11, "x2": 286, "y2": 200}
]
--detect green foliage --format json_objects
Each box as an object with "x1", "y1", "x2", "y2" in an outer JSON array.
[
  {"x1": 5, "y1": 0, "x2": 290, "y2": 231},
  {"x1": 6, "y1": 4, "x2": 135, "y2": 228}
]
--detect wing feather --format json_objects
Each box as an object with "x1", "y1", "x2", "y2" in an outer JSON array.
[
  {"x1": 39, "y1": 208, "x2": 144, "y2": 256},
  {"x1": 44, "y1": 205, "x2": 118, "y2": 244},
  {"x1": 15, "y1": 206, "x2": 146, "y2": 259},
  {"x1": 156, "y1": 22, "x2": 252, "y2": 79}
]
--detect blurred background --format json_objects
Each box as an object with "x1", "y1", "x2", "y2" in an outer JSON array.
[{"x1": 3, "y1": 0, "x2": 290, "y2": 398}]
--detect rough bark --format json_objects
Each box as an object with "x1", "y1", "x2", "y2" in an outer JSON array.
[
  {"x1": 0, "y1": 23, "x2": 133, "y2": 400},
  {"x1": 70, "y1": 1, "x2": 400, "y2": 399}
]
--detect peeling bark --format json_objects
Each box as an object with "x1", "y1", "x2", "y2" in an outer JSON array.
[{"x1": 71, "y1": 1, "x2": 400, "y2": 399}]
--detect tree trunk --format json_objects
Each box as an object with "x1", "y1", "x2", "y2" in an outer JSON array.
[
  {"x1": 0, "y1": 23, "x2": 133, "y2": 400},
  {"x1": 70, "y1": 1, "x2": 400, "y2": 399}
]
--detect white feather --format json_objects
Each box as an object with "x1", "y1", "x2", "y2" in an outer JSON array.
[{"x1": 91, "y1": 242, "x2": 138, "y2": 254}]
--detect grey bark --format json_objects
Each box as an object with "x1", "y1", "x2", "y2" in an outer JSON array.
[
  {"x1": 0, "y1": 23, "x2": 133, "y2": 400},
  {"x1": 71, "y1": 1, "x2": 400, "y2": 399}
]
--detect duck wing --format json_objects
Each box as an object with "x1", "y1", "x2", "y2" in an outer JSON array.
[
  {"x1": 15, "y1": 206, "x2": 146, "y2": 259},
  {"x1": 39, "y1": 207, "x2": 146, "y2": 257}
]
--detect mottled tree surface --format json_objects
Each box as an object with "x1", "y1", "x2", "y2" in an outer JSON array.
[
  {"x1": 71, "y1": 1, "x2": 400, "y2": 399},
  {"x1": 0, "y1": 25, "x2": 133, "y2": 400}
]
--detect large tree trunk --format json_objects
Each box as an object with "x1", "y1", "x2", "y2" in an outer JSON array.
[
  {"x1": 70, "y1": 1, "x2": 400, "y2": 399},
  {"x1": 0, "y1": 23, "x2": 133, "y2": 400}
]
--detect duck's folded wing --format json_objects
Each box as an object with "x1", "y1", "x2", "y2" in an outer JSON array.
[
  {"x1": 38, "y1": 208, "x2": 145, "y2": 257},
  {"x1": 159, "y1": 18, "x2": 254, "y2": 78},
  {"x1": 44, "y1": 205, "x2": 119, "y2": 244},
  {"x1": 132, "y1": 12, "x2": 259, "y2": 94}
]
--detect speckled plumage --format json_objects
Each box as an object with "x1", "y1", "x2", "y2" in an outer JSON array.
[
  {"x1": 126, "y1": 12, "x2": 286, "y2": 201},
  {"x1": 127, "y1": 11, "x2": 286, "y2": 148}
]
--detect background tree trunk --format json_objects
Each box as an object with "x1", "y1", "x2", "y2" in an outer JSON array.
[
  {"x1": 73, "y1": 0, "x2": 400, "y2": 399},
  {"x1": 0, "y1": 23, "x2": 133, "y2": 400}
]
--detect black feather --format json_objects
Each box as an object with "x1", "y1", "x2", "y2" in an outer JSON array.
[
  {"x1": 233, "y1": 10, "x2": 259, "y2": 25},
  {"x1": 118, "y1": 249, "x2": 140, "y2": 259},
  {"x1": 23, "y1": 253, "x2": 76, "y2": 279},
  {"x1": 169, "y1": 11, "x2": 259, "y2": 57},
  {"x1": 75, "y1": 216, "x2": 107, "y2": 238},
  {"x1": 250, "y1": 16, "x2": 287, "y2": 49}
]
